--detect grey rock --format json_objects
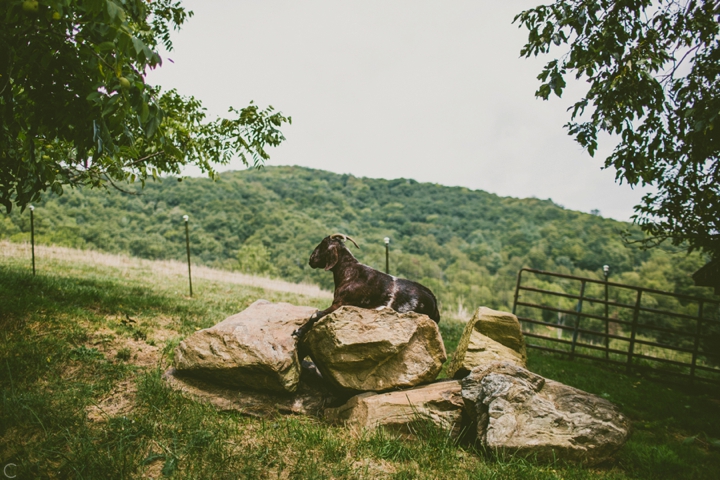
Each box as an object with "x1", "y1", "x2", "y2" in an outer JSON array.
[
  {"x1": 461, "y1": 362, "x2": 630, "y2": 465},
  {"x1": 447, "y1": 307, "x2": 527, "y2": 378}
]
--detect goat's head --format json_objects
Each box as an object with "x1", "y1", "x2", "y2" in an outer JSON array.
[{"x1": 309, "y1": 234, "x2": 359, "y2": 271}]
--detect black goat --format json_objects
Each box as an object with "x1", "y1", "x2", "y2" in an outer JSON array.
[{"x1": 293, "y1": 233, "x2": 440, "y2": 338}]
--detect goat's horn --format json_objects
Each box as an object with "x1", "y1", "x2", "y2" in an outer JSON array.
[
  {"x1": 345, "y1": 236, "x2": 360, "y2": 249},
  {"x1": 330, "y1": 233, "x2": 360, "y2": 249}
]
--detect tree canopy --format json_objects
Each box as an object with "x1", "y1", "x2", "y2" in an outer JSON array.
[
  {"x1": 3, "y1": 166, "x2": 716, "y2": 349},
  {"x1": 515, "y1": 0, "x2": 719, "y2": 260},
  {"x1": 0, "y1": 0, "x2": 290, "y2": 213},
  {"x1": 3, "y1": 165, "x2": 715, "y2": 307}
]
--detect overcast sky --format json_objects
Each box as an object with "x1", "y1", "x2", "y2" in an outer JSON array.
[{"x1": 146, "y1": 0, "x2": 651, "y2": 222}]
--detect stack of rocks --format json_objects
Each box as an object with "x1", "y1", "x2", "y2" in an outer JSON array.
[
  {"x1": 303, "y1": 306, "x2": 463, "y2": 436},
  {"x1": 165, "y1": 300, "x2": 630, "y2": 465}
]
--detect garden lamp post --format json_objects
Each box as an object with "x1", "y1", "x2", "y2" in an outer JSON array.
[
  {"x1": 30, "y1": 205, "x2": 35, "y2": 275},
  {"x1": 184, "y1": 215, "x2": 192, "y2": 297},
  {"x1": 384, "y1": 237, "x2": 390, "y2": 274},
  {"x1": 603, "y1": 264, "x2": 610, "y2": 358}
]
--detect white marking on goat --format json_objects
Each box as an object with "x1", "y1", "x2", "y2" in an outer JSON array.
[
  {"x1": 408, "y1": 298, "x2": 418, "y2": 311},
  {"x1": 385, "y1": 277, "x2": 398, "y2": 309}
]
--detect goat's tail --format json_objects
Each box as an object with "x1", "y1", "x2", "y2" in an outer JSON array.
[{"x1": 429, "y1": 300, "x2": 441, "y2": 323}]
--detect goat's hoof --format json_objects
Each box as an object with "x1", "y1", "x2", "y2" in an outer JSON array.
[{"x1": 292, "y1": 328, "x2": 304, "y2": 339}]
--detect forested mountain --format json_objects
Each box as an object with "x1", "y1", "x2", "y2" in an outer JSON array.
[{"x1": 1, "y1": 166, "x2": 715, "y2": 316}]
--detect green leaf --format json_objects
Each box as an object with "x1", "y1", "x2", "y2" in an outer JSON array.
[
  {"x1": 132, "y1": 36, "x2": 146, "y2": 56},
  {"x1": 161, "y1": 457, "x2": 177, "y2": 477},
  {"x1": 96, "y1": 42, "x2": 116, "y2": 52},
  {"x1": 140, "y1": 101, "x2": 150, "y2": 122},
  {"x1": 106, "y1": 1, "x2": 125, "y2": 23},
  {"x1": 146, "y1": 115, "x2": 160, "y2": 139},
  {"x1": 141, "y1": 453, "x2": 165, "y2": 465}
]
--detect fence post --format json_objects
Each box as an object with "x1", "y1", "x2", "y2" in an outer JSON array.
[
  {"x1": 512, "y1": 269, "x2": 524, "y2": 315},
  {"x1": 384, "y1": 237, "x2": 390, "y2": 274},
  {"x1": 690, "y1": 301, "x2": 704, "y2": 383},
  {"x1": 30, "y1": 205, "x2": 36, "y2": 275},
  {"x1": 603, "y1": 265, "x2": 610, "y2": 359},
  {"x1": 626, "y1": 289, "x2": 643, "y2": 371},
  {"x1": 183, "y1": 215, "x2": 192, "y2": 297},
  {"x1": 570, "y1": 280, "x2": 586, "y2": 360}
]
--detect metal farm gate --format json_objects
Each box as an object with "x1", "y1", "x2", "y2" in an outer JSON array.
[{"x1": 512, "y1": 268, "x2": 720, "y2": 386}]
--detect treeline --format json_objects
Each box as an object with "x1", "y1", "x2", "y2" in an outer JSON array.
[{"x1": 1, "y1": 166, "x2": 716, "y2": 317}]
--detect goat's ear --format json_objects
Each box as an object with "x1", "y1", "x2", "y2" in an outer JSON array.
[{"x1": 324, "y1": 245, "x2": 339, "y2": 271}]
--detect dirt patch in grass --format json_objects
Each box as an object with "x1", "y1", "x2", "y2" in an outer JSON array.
[
  {"x1": 139, "y1": 457, "x2": 165, "y2": 480},
  {"x1": 0, "y1": 427, "x2": 24, "y2": 461},
  {"x1": 83, "y1": 326, "x2": 165, "y2": 423},
  {"x1": 151, "y1": 327, "x2": 178, "y2": 342},
  {"x1": 87, "y1": 379, "x2": 137, "y2": 422},
  {"x1": 351, "y1": 458, "x2": 398, "y2": 478},
  {"x1": 141, "y1": 457, "x2": 168, "y2": 480},
  {"x1": 86, "y1": 327, "x2": 163, "y2": 369}
]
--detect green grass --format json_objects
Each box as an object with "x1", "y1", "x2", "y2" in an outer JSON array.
[{"x1": 2, "y1": 249, "x2": 720, "y2": 479}]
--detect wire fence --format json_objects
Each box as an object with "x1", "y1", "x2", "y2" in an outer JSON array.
[{"x1": 512, "y1": 268, "x2": 720, "y2": 386}]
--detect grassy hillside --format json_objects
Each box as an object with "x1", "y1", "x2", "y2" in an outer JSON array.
[
  {"x1": 1, "y1": 244, "x2": 719, "y2": 479},
  {"x1": 2, "y1": 166, "x2": 715, "y2": 320}
]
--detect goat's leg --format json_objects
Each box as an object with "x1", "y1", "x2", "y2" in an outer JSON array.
[
  {"x1": 291, "y1": 302, "x2": 342, "y2": 339},
  {"x1": 291, "y1": 310, "x2": 322, "y2": 339}
]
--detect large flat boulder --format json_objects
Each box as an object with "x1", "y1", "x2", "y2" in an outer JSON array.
[
  {"x1": 325, "y1": 380, "x2": 464, "y2": 437},
  {"x1": 174, "y1": 300, "x2": 316, "y2": 393},
  {"x1": 163, "y1": 361, "x2": 333, "y2": 417},
  {"x1": 461, "y1": 362, "x2": 630, "y2": 465},
  {"x1": 303, "y1": 306, "x2": 446, "y2": 392},
  {"x1": 447, "y1": 307, "x2": 526, "y2": 378}
]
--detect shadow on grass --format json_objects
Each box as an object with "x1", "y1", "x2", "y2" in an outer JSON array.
[
  {"x1": 0, "y1": 265, "x2": 204, "y2": 328},
  {"x1": 3, "y1": 261, "x2": 720, "y2": 479}
]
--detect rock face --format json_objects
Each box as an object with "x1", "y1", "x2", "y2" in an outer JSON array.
[
  {"x1": 325, "y1": 380, "x2": 464, "y2": 437},
  {"x1": 174, "y1": 300, "x2": 316, "y2": 393},
  {"x1": 447, "y1": 307, "x2": 527, "y2": 378},
  {"x1": 164, "y1": 361, "x2": 333, "y2": 417},
  {"x1": 304, "y1": 306, "x2": 446, "y2": 392},
  {"x1": 461, "y1": 362, "x2": 630, "y2": 465}
]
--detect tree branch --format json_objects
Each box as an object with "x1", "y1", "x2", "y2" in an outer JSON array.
[
  {"x1": 103, "y1": 173, "x2": 141, "y2": 196},
  {"x1": 658, "y1": 44, "x2": 700, "y2": 85}
]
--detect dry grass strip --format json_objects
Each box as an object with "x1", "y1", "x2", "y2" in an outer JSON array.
[{"x1": 1, "y1": 241, "x2": 332, "y2": 299}]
